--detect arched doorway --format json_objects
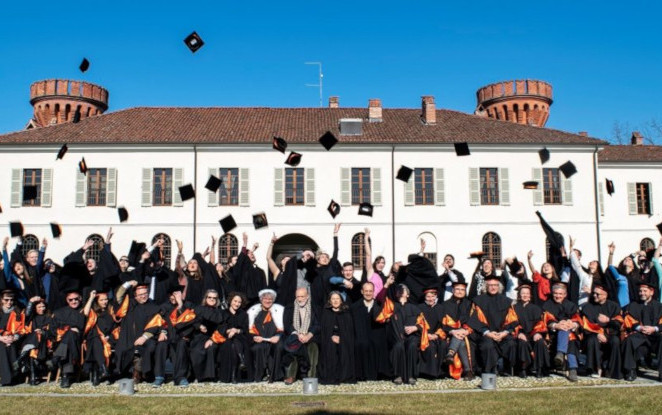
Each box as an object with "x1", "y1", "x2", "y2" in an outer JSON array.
[{"x1": 272, "y1": 233, "x2": 319, "y2": 262}]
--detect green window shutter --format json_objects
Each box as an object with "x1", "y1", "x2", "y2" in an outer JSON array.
[
  {"x1": 532, "y1": 168, "x2": 543, "y2": 206},
  {"x1": 274, "y1": 168, "x2": 284, "y2": 206},
  {"x1": 499, "y1": 167, "x2": 510, "y2": 206},
  {"x1": 208, "y1": 167, "x2": 218, "y2": 207},
  {"x1": 305, "y1": 168, "x2": 315, "y2": 206},
  {"x1": 106, "y1": 168, "x2": 117, "y2": 207},
  {"x1": 239, "y1": 168, "x2": 250, "y2": 207},
  {"x1": 404, "y1": 174, "x2": 414, "y2": 206},
  {"x1": 434, "y1": 168, "x2": 445, "y2": 206},
  {"x1": 173, "y1": 168, "x2": 184, "y2": 207},
  {"x1": 598, "y1": 182, "x2": 605, "y2": 216},
  {"x1": 371, "y1": 168, "x2": 382, "y2": 206},
  {"x1": 648, "y1": 182, "x2": 654, "y2": 214},
  {"x1": 562, "y1": 175, "x2": 573, "y2": 206},
  {"x1": 469, "y1": 168, "x2": 479, "y2": 206},
  {"x1": 340, "y1": 168, "x2": 350, "y2": 206},
  {"x1": 141, "y1": 168, "x2": 153, "y2": 207},
  {"x1": 11, "y1": 169, "x2": 22, "y2": 207},
  {"x1": 41, "y1": 168, "x2": 53, "y2": 207},
  {"x1": 76, "y1": 170, "x2": 87, "y2": 207},
  {"x1": 627, "y1": 183, "x2": 637, "y2": 215}
]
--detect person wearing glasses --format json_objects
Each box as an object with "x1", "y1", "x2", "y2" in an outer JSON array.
[
  {"x1": 51, "y1": 289, "x2": 85, "y2": 388},
  {"x1": 190, "y1": 289, "x2": 225, "y2": 383},
  {"x1": 580, "y1": 283, "x2": 622, "y2": 379},
  {"x1": 0, "y1": 290, "x2": 23, "y2": 386},
  {"x1": 218, "y1": 292, "x2": 252, "y2": 383}
]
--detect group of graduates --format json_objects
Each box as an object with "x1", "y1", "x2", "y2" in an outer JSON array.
[{"x1": 2, "y1": 218, "x2": 662, "y2": 389}]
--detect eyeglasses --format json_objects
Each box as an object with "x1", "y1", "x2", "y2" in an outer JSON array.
[
  {"x1": 206, "y1": 296, "x2": 219, "y2": 300},
  {"x1": 1, "y1": 298, "x2": 14, "y2": 302},
  {"x1": 67, "y1": 297, "x2": 81, "y2": 302}
]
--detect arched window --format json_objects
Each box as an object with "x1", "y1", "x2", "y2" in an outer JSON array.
[
  {"x1": 21, "y1": 234, "x2": 40, "y2": 258},
  {"x1": 152, "y1": 233, "x2": 172, "y2": 269},
  {"x1": 218, "y1": 234, "x2": 238, "y2": 265},
  {"x1": 640, "y1": 238, "x2": 655, "y2": 253},
  {"x1": 351, "y1": 233, "x2": 367, "y2": 270},
  {"x1": 418, "y1": 232, "x2": 438, "y2": 270},
  {"x1": 482, "y1": 232, "x2": 502, "y2": 268},
  {"x1": 85, "y1": 234, "x2": 105, "y2": 262}
]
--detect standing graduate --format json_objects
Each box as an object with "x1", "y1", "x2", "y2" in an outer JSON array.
[
  {"x1": 512, "y1": 283, "x2": 548, "y2": 377},
  {"x1": 319, "y1": 291, "x2": 355, "y2": 384},
  {"x1": 418, "y1": 287, "x2": 445, "y2": 378},
  {"x1": 351, "y1": 281, "x2": 390, "y2": 381},
  {"x1": 233, "y1": 233, "x2": 268, "y2": 306}
]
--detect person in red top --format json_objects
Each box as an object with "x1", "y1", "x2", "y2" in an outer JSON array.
[{"x1": 527, "y1": 250, "x2": 560, "y2": 306}]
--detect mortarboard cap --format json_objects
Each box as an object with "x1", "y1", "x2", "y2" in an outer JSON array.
[
  {"x1": 178, "y1": 184, "x2": 195, "y2": 201},
  {"x1": 319, "y1": 131, "x2": 338, "y2": 151},
  {"x1": 637, "y1": 280, "x2": 657, "y2": 290},
  {"x1": 559, "y1": 161, "x2": 577, "y2": 179},
  {"x1": 79, "y1": 158, "x2": 88, "y2": 174},
  {"x1": 167, "y1": 284, "x2": 187, "y2": 295},
  {"x1": 127, "y1": 240, "x2": 147, "y2": 267},
  {"x1": 79, "y1": 58, "x2": 90, "y2": 73},
  {"x1": 327, "y1": 200, "x2": 340, "y2": 219},
  {"x1": 252, "y1": 212, "x2": 268, "y2": 230},
  {"x1": 358, "y1": 202, "x2": 373, "y2": 217},
  {"x1": 50, "y1": 222, "x2": 62, "y2": 239},
  {"x1": 23, "y1": 185, "x2": 38, "y2": 201},
  {"x1": 454, "y1": 142, "x2": 470, "y2": 156},
  {"x1": 507, "y1": 257, "x2": 522, "y2": 275},
  {"x1": 606, "y1": 179, "x2": 615, "y2": 196},
  {"x1": 422, "y1": 285, "x2": 439, "y2": 294},
  {"x1": 539, "y1": 147, "x2": 550, "y2": 164},
  {"x1": 205, "y1": 175, "x2": 221, "y2": 193},
  {"x1": 9, "y1": 222, "x2": 23, "y2": 238},
  {"x1": 468, "y1": 251, "x2": 485, "y2": 259},
  {"x1": 656, "y1": 221, "x2": 662, "y2": 235},
  {"x1": 0, "y1": 203, "x2": 2, "y2": 213},
  {"x1": 285, "y1": 151, "x2": 302, "y2": 167},
  {"x1": 523, "y1": 181, "x2": 539, "y2": 190},
  {"x1": 72, "y1": 107, "x2": 81, "y2": 123},
  {"x1": 484, "y1": 274, "x2": 501, "y2": 282},
  {"x1": 219, "y1": 214, "x2": 237, "y2": 234},
  {"x1": 273, "y1": 136, "x2": 287, "y2": 153},
  {"x1": 56, "y1": 144, "x2": 68, "y2": 160},
  {"x1": 117, "y1": 206, "x2": 129, "y2": 223},
  {"x1": 396, "y1": 165, "x2": 413, "y2": 183},
  {"x1": 451, "y1": 280, "x2": 468, "y2": 287},
  {"x1": 184, "y1": 31, "x2": 204, "y2": 53}
]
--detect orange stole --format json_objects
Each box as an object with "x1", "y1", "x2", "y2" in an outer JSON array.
[
  {"x1": 1, "y1": 311, "x2": 24, "y2": 335},
  {"x1": 503, "y1": 307, "x2": 518, "y2": 329},
  {"x1": 472, "y1": 305, "x2": 488, "y2": 326},
  {"x1": 417, "y1": 313, "x2": 431, "y2": 351},
  {"x1": 144, "y1": 314, "x2": 166, "y2": 331},
  {"x1": 249, "y1": 310, "x2": 276, "y2": 335},
  {"x1": 375, "y1": 297, "x2": 394, "y2": 323},
  {"x1": 56, "y1": 326, "x2": 70, "y2": 342},
  {"x1": 84, "y1": 309, "x2": 98, "y2": 336},
  {"x1": 97, "y1": 326, "x2": 112, "y2": 367},
  {"x1": 211, "y1": 330, "x2": 227, "y2": 344},
  {"x1": 170, "y1": 308, "x2": 196, "y2": 326},
  {"x1": 115, "y1": 295, "x2": 130, "y2": 319},
  {"x1": 581, "y1": 316, "x2": 604, "y2": 335}
]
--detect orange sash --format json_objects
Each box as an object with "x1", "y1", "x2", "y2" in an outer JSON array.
[{"x1": 375, "y1": 297, "x2": 394, "y2": 323}]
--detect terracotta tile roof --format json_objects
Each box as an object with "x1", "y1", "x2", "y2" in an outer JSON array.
[
  {"x1": 598, "y1": 145, "x2": 662, "y2": 162},
  {"x1": 0, "y1": 107, "x2": 606, "y2": 146}
]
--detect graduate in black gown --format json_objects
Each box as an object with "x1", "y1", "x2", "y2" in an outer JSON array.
[
  {"x1": 218, "y1": 292, "x2": 253, "y2": 383},
  {"x1": 512, "y1": 283, "x2": 548, "y2": 378},
  {"x1": 319, "y1": 291, "x2": 355, "y2": 384},
  {"x1": 440, "y1": 281, "x2": 475, "y2": 380},
  {"x1": 581, "y1": 282, "x2": 622, "y2": 379},
  {"x1": 21, "y1": 297, "x2": 54, "y2": 385},
  {"x1": 418, "y1": 287, "x2": 445, "y2": 378},
  {"x1": 247, "y1": 289, "x2": 285, "y2": 382},
  {"x1": 282, "y1": 287, "x2": 321, "y2": 384},
  {"x1": 52, "y1": 289, "x2": 86, "y2": 388},
  {"x1": 394, "y1": 256, "x2": 439, "y2": 304},
  {"x1": 190, "y1": 289, "x2": 225, "y2": 383},
  {"x1": 542, "y1": 282, "x2": 582, "y2": 382},
  {"x1": 163, "y1": 287, "x2": 197, "y2": 386},
  {"x1": 233, "y1": 233, "x2": 268, "y2": 306},
  {"x1": 82, "y1": 290, "x2": 115, "y2": 385},
  {"x1": 387, "y1": 284, "x2": 425, "y2": 385},
  {"x1": 351, "y1": 281, "x2": 390, "y2": 381},
  {"x1": 0, "y1": 290, "x2": 23, "y2": 386}
]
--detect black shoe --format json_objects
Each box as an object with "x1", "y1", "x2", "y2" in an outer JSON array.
[
  {"x1": 568, "y1": 369, "x2": 578, "y2": 382},
  {"x1": 554, "y1": 352, "x2": 565, "y2": 369},
  {"x1": 91, "y1": 368, "x2": 100, "y2": 386},
  {"x1": 238, "y1": 353, "x2": 247, "y2": 372},
  {"x1": 535, "y1": 368, "x2": 544, "y2": 378},
  {"x1": 625, "y1": 370, "x2": 637, "y2": 382},
  {"x1": 29, "y1": 359, "x2": 38, "y2": 386},
  {"x1": 393, "y1": 377, "x2": 403, "y2": 385},
  {"x1": 60, "y1": 375, "x2": 71, "y2": 389},
  {"x1": 518, "y1": 369, "x2": 527, "y2": 378},
  {"x1": 444, "y1": 350, "x2": 456, "y2": 365},
  {"x1": 462, "y1": 372, "x2": 475, "y2": 381}
]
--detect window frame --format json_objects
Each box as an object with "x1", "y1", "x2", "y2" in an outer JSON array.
[
  {"x1": 219, "y1": 168, "x2": 240, "y2": 206},
  {"x1": 153, "y1": 168, "x2": 173, "y2": 206},
  {"x1": 87, "y1": 168, "x2": 108, "y2": 206},
  {"x1": 480, "y1": 168, "x2": 500, "y2": 205},
  {"x1": 285, "y1": 168, "x2": 305, "y2": 206},
  {"x1": 636, "y1": 183, "x2": 651, "y2": 215},
  {"x1": 22, "y1": 168, "x2": 42, "y2": 207},
  {"x1": 414, "y1": 168, "x2": 434, "y2": 205},
  {"x1": 542, "y1": 168, "x2": 562, "y2": 205},
  {"x1": 351, "y1": 167, "x2": 371, "y2": 205}
]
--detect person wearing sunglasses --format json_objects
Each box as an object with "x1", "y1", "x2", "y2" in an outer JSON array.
[{"x1": 51, "y1": 289, "x2": 85, "y2": 388}]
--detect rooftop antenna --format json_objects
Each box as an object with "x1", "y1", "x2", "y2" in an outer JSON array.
[{"x1": 305, "y1": 62, "x2": 323, "y2": 107}]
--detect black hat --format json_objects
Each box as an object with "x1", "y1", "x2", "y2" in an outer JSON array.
[
  {"x1": 454, "y1": 142, "x2": 470, "y2": 156},
  {"x1": 559, "y1": 161, "x2": 577, "y2": 179},
  {"x1": 252, "y1": 212, "x2": 268, "y2": 230},
  {"x1": 319, "y1": 131, "x2": 338, "y2": 151},
  {"x1": 117, "y1": 206, "x2": 129, "y2": 223},
  {"x1": 56, "y1": 144, "x2": 68, "y2": 160},
  {"x1": 468, "y1": 251, "x2": 485, "y2": 259},
  {"x1": 219, "y1": 214, "x2": 237, "y2": 234},
  {"x1": 484, "y1": 274, "x2": 501, "y2": 282},
  {"x1": 451, "y1": 280, "x2": 468, "y2": 287},
  {"x1": 539, "y1": 147, "x2": 550, "y2": 164},
  {"x1": 284, "y1": 333, "x2": 303, "y2": 352},
  {"x1": 0, "y1": 203, "x2": 2, "y2": 213},
  {"x1": 285, "y1": 151, "x2": 302, "y2": 167},
  {"x1": 79, "y1": 158, "x2": 88, "y2": 175},
  {"x1": 396, "y1": 165, "x2": 413, "y2": 183},
  {"x1": 327, "y1": 199, "x2": 340, "y2": 219},
  {"x1": 79, "y1": 58, "x2": 90, "y2": 73},
  {"x1": 184, "y1": 31, "x2": 204, "y2": 53},
  {"x1": 523, "y1": 181, "x2": 539, "y2": 190},
  {"x1": 637, "y1": 280, "x2": 657, "y2": 290},
  {"x1": 23, "y1": 185, "x2": 38, "y2": 201},
  {"x1": 50, "y1": 222, "x2": 62, "y2": 239},
  {"x1": 516, "y1": 282, "x2": 533, "y2": 291},
  {"x1": 422, "y1": 285, "x2": 439, "y2": 294},
  {"x1": 128, "y1": 241, "x2": 147, "y2": 267},
  {"x1": 605, "y1": 179, "x2": 615, "y2": 196},
  {"x1": 205, "y1": 175, "x2": 221, "y2": 193},
  {"x1": 272, "y1": 136, "x2": 287, "y2": 153},
  {"x1": 167, "y1": 284, "x2": 186, "y2": 295},
  {"x1": 358, "y1": 202, "x2": 373, "y2": 217},
  {"x1": 72, "y1": 107, "x2": 81, "y2": 124},
  {"x1": 657, "y1": 221, "x2": 662, "y2": 235},
  {"x1": 506, "y1": 258, "x2": 522, "y2": 275},
  {"x1": 178, "y1": 184, "x2": 195, "y2": 201},
  {"x1": 9, "y1": 222, "x2": 23, "y2": 238}
]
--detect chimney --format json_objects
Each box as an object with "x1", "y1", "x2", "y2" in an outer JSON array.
[
  {"x1": 328, "y1": 96, "x2": 339, "y2": 108},
  {"x1": 368, "y1": 98, "x2": 382, "y2": 122},
  {"x1": 631, "y1": 131, "x2": 644, "y2": 145},
  {"x1": 421, "y1": 96, "x2": 436, "y2": 125},
  {"x1": 578, "y1": 131, "x2": 588, "y2": 137}
]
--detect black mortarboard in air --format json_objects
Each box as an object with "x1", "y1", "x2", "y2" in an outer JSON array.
[
  {"x1": 468, "y1": 251, "x2": 485, "y2": 259},
  {"x1": 606, "y1": 179, "x2": 615, "y2": 196},
  {"x1": 184, "y1": 31, "x2": 204, "y2": 53},
  {"x1": 72, "y1": 107, "x2": 81, "y2": 123},
  {"x1": 0, "y1": 203, "x2": 3, "y2": 213},
  {"x1": 219, "y1": 214, "x2": 237, "y2": 234},
  {"x1": 79, "y1": 158, "x2": 88, "y2": 175},
  {"x1": 656, "y1": 221, "x2": 662, "y2": 235},
  {"x1": 117, "y1": 206, "x2": 129, "y2": 223},
  {"x1": 396, "y1": 165, "x2": 413, "y2": 183},
  {"x1": 319, "y1": 131, "x2": 338, "y2": 151},
  {"x1": 252, "y1": 212, "x2": 268, "y2": 230},
  {"x1": 205, "y1": 175, "x2": 221, "y2": 193},
  {"x1": 50, "y1": 222, "x2": 62, "y2": 239},
  {"x1": 559, "y1": 161, "x2": 577, "y2": 179},
  {"x1": 56, "y1": 144, "x2": 68, "y2": 160},
  {"x1": 539, "y1": 147, "x2": 550, "y2": 164},
  {"x1": 273, "y1": 136, "x2": 287, "y2": 153},
  {"x1": 167, "y1": 284, "x2": 187, "y2": 295},
  {"x1": 23, "y1": 185, "x2": 38, "y2": 201},
  {"x1": 327, "y1": 200, "x2": 340, "y2": 219},
  {"x1": 358, "y1": 202, "x2": 373, "y2": 217},
  {"x1": 285, "y1": 152, "x2": 302, "y2": 167},
  {"x1": 454, "y1": 142, "x2": 470, "y2": 156},
  {"x1": 9, "y1": 222, "x2": 23, "y2": 238},
  {"x1": 128, "y1": 241, "x2": 147, "y2": 267},
  {"x1": 79, "y1": 58, "x2": 90, "y2": 73},
  {"x1": 507, "y1": 257, "x2": 522, "y2": 275},
  {"x1": 523, "y1": 181, "x2": 539, "y2": 190},
  {"x1": 178, "y1": 184, "x2": 195, "y2": 201}
]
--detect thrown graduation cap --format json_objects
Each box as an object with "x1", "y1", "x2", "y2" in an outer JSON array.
[
  {"x1": 272, "y1": 136, "x2": 287, "y2": 153},
  {"x1": 507, "y1": 257, "x2": 522, "y2": 275},
  {"x1": 327, "y1": 200, "x2": 341, "y2": 219},
  {"x1": 9, "y1": 222, "x2": 23, "y2": 238},
  {"x1": 358, "y1": 202, "x2": 373, "y2": 217},
  {"x1": 72, "y1": 107, "x2": 81, "y2": 123},
  {"x1": 469, "y1": 251, "x2": 485, "y2": 259},
  {"x1": 184, "y1": 31, "x2": 204, "y2": 53},
  {"x1": 396, "y1": 165, "x2": 413, "y2": 183},
  {"x1": 79, "y1": 158, "x2": 88, "y2": 174},
  {"x1": 178, "y1": 184, "x2": 195, "y2": 201},
  {"x1": 219, "y1": 214, "x2": 237, "y2": 234},
  {"x1": 252, "y1": 212, "x2": 268, "y2": 230},
  {"x1": 79, "y1": 58, "x2": 90, "y2": 73},
  {"x1": 56, "y1": 144, "x2": 68, "y2": 160},
  {"x1": 117, "y1": 206, "x2": 129, "y2": 223},
  {"x1": 285, "y1": 151, "x2": 302, "y2": 167},
  {"x1": 128, "y1": 240, "x2": 147, "y2": 267},
  {"x1": 23, "y1": 185, "x2": 38, "y2": 201},
  {"x1": 559, "y1": 161, "x2": 577, "y2": 179},
  {"x1": 657, "y1": 221, "x2": 662, "y2": 235},
  {"x1": 0, "y1": 203, "x2": 2, "y2": 213},
  {"x1": 606, "y1": 179, "x2": 615, "y2": 196},
  {"x1": 523, "y1": 181, "x2": 539, "y2": 190},
  {"x1": 454, "y1": 142, "x2": 470, "y2": 156},
  {"x1": 539, "y1": 147, "x2": 550, "y2": 164},
  {"x1": 205, "y1": 175, "x2": 221, "y2": 193},
  {"x1": 319, "y1": 131, "x2": 338, "y2": 151},
  {"x1": 50, "y1": 222, "x2": 62, "y2": 239}
]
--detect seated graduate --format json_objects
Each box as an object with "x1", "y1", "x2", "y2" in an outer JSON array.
[
  {"x1": 190, "y1": 289, "x2": 225, "y2": 384},
  {"x1": 51, "y1": 289, "x2": 86, "y2": 388},
  {"x1": 218, "y1": 292, "x2": 252, "y2": 383},
  {"x1": 542, "y1": 282, "x2": 582, "y2": 382},
  {"x1": 160, "y1": 286, "x2": 196, "y2": 387},
  {"x1": 0, "y1": 289, "x2": 24, "y2": 386},
  {"x1": 247, "y1": 289, "x2": 285, "y2": 382},
  {"x1": 418, "y1": 286, "x2": 445, "y2": 379},
  {"x1": 20, "y1": 296, "x2": 54, "y2": 385},
  {"x1": 81, "y1": 289, "x2": 115, "y2": 386},
  {"x1": 512, "y1": 283, "x2": 548, "y2": 378},
  {"x1": 440, "y1": 280, "x2": 475, "y2": 380},
  {"x1": 581, "y1": 282, "x2": 622, "y2": 379},
  {"x1": 319, "y1": 291, "x2": 355, "y2": 385},
  {"x1": 282, "y1": 287, "x2": 320, "y2": 385}
]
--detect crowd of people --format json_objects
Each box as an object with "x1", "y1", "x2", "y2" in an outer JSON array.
[{"x1": 1, "y1": 220, "x2": 662, "y2": 389}]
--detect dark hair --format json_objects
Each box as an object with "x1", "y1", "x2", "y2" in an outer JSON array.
[
  {"x1": 372, "y1": 256, "x2": 385, "y2": 269},
  {"x1": 325, "y1": 291, "x2": 349, "y2": 311},
  {"x1": 395, "y1": 284, "x2": 410, "y2": 299},
  {"x1": 342, "y1": 262, "x2": 354, "y2": 268},
  {"x1": 227, "y1": 291, "x2": 248, "y2": 309},
  {"x1": 444, "y1": 254, "x2": 455, "y2": 262}
]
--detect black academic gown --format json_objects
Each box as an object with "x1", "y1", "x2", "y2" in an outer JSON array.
[
  {"x1": 190, "y1": 305, "x2": 225, "y2": 381},
  {"x1": 52, "y1": 306, "x2": 86, "y2": 374},
  {"x1": 418, "y1": 301, "x2": 445, "y2": 378},
  {"x1": 166, "y1": 302, "x2": 196, "y2": 382},
  {"x1": 114, "y1": 297, "x2": 163, "y2": 376},
  {"x1": 319, "y1": 306, "x2": 355, "y2": 384},
  {"x1": 250, "y1": 308, "x2": 284, "y2": 382},
  {"x1": 83, "y1": 308, "x2": 116, "y2": 372},
  {"x1": 622, "y1": 299, "x2": 662, "y2": 377},
  {"x1": 0, "y1": 308, "x2": 23, "y2": 385},
  {"x1": 351, "y1": 299, "x2": 390, "y2": 380},
  {"x1": 218, "y1": 308, "x2": 253, "y2": 383},
  {"x1": 513, "y1": 301, "x2": 548, "y2": 373},
  {"x1": 396, "y1": 256, "x2": 440, "y2": 304},
  {"x1": 22, "y1": 311, "x2": 55, "y2": 363},
  {"x1": 282, "y1": 303, "x2": 321, "y2": 380},
  {"x1": 581, "y1": 299, "x2": 622, "y2": 378},
  {"x1": 387, "y1": 301, "x2": 423, "y2": 382},
  {"x1": 542, "y1": 299, "x2": 580, "y2": 360},
  {"x1": 233, "y1": 250, "x2": 268, "y2": 306},
  {"x1": 440, "y1": 296, "x2": 475, "y2": 376}
]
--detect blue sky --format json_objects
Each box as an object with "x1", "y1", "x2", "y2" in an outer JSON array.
[{"x1": 1, "y1": 1, "x2": 661, "y2": 142}]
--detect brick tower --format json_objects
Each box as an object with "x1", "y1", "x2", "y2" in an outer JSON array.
[
  {"x1": 475, "y1": 80, "x2": 552, "y2": 127},
  {"x1": 29, "y1": 79, "x2": 109, "y2": 128}
]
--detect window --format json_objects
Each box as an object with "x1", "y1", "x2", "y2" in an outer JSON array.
[
  {"x1": 22, "y1": 169, "x2": 42, "y2": 206},
  {"x1": 87, "y1": 168, "x2": 107, "y2": 206},
  {"x1": 480, "y1": 168, "x2": 499, "y2": 205},
  {"x1": 640, "y1": 238, "x2": 655, "y2": 252},
  {"x1": 285, "y1": 168, "x2": 305, "y2": 206},
  {"x1": 482, "y1": 232, "x2": 502, "y2": 268},
  {"x1": 21, "y1": 234, "x2": 40, "y2": 258},
  {"x1": 636, "y1": 183, "x2": 651, "y2": 215},
  {"x1": 415, "y1": 168, "x2": 434, "y2": 205},
  {"x1": 351, "y1": 168, "x2": 371, "y2": 205},
  {"x1": 219, "y1": 168, "x2": 239, "y2": 206},
  {"x1": 542, "y1": 168, "x2": 562, "y2": 204},
  {"x1": 85, "y1": 234, "x2": 105, "y2": 262},
  {"x1": 153, "y1": 168, "x2": 173, "y2": 206},
  {"x1": 351, "y1": 233, "x2": 367, "y2": 270},
  {"x1": 218, "y1": 234, "x2": 239, "y2": 265},
  {"x1": 152, "y1": 233, "x2": 172, "y2": 269}
]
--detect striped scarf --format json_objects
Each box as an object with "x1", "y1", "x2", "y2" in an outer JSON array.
[{"x1": 293, "y1": 299, "x2": 311, "y2": 335}]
